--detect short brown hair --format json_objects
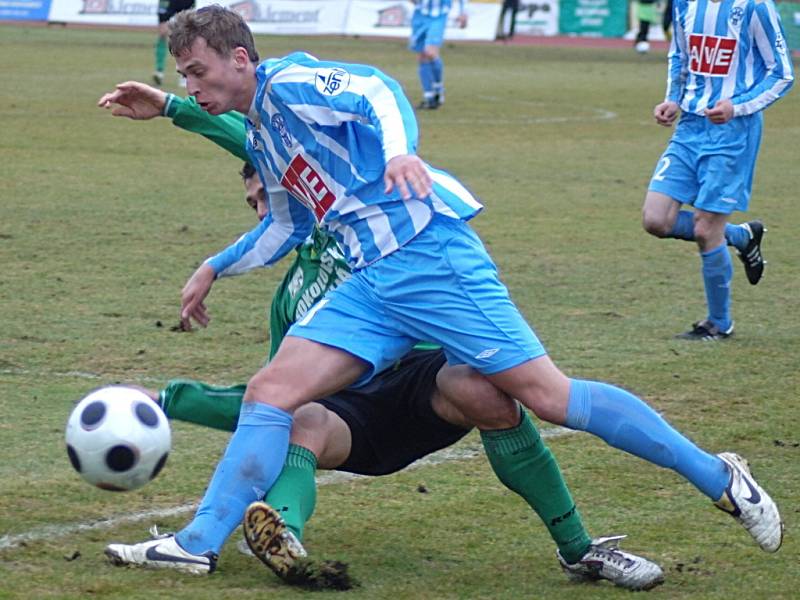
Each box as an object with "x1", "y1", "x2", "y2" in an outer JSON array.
[{"x1": 168, "y1": 5, "x2": 259, "y2": 62}]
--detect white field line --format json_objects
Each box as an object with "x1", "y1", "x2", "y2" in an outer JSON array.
[
  {"x1": 0, "y1": 368, "x2": 168, "y2": 384},
  {"x1": 0, "y1": 427, "x2": 576, "y2": 551}
]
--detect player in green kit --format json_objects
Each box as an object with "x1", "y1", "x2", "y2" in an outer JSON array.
[{"x1": 98, "y1": 82, "x2": 664, "y2": 590}]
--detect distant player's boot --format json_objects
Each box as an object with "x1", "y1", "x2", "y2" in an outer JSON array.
[
  {"x1": 434, "y1": 86, "x2": 445, "y2": 106},
  {"x1": 243, "y1": 501, "x2": 307, "y2": 579},
  {"x1": 676, "y1": 319, "x2": 734, "y2": 341},
  {"x1": 105, "y1": 526, "x2": 216, "y2": 574},
  {"x1": 557, "y1": 535, "x2": 664, "y2": 590},
  {"x1": 736, "y1": 221, "x2": 766, "y2": 285},
  {"x1": 714, "y1": 452, "x2": 784, "y2": 552},
  {"x1": 152, "y1": 71, "x2": 164, "y2": 87},
  {"x1": 417, "y1": 97, "x2": 439, "y2": 110}
]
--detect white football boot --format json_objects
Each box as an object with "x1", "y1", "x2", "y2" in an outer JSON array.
[
  {"x1": 105, "y1": 526, "x2": 216, "y2": 574},
  {"x1": 714, "y1": 452, "x2": 784, "y2": 552},
  {"x1": 558, "y1": 535, "x2": 664, "y2": 590}
]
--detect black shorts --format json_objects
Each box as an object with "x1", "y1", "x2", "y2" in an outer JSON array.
[
  {"x1": 316, "y1": 350, "x2": 471, "y2": 476},
  {"x1": 158, "y1": 0, "x2": 195, "y2": 23}
]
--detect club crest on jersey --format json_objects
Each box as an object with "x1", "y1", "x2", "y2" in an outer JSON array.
[
  {"x1": 689, "y1": 34, "x2": 737, "y2": 76},
  {"x1": 315, "y1": 68, "x2": 350, "y2": 96},
  {"x1": 270, "y1": 114, "x2": 293, "y2": 148},
  {"x1": 729, "y1": 6, "x2": 744, "y2": 27}
]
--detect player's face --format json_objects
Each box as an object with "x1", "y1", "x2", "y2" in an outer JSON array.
[
  {"x1": 176, "y1": 37, "x2": 250, "y2": 115},
  {"x1": 244, "y1": 175, "x2": 268, "y2": 221}
]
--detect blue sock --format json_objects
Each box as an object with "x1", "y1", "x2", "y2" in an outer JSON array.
[
  {"x1": 175, "y1": 402, "x2": 292, "y2": 555},
  {"x1": 669, "y1": 210, "x2": 750, "y2": 251},
  {"x1": 430, "y1": 57, "x2": 443, "y2": 89},
  {"x1": 725, "y1": 223, "x2": 751, "y2": 251},
  {"x1": 565, "y1": 379, "x2": 729, "y2": 500},
  {"x1": 418, "y1": 61, "x2": 435, "y2": 97},
  {"x1": 667, "y1": 210, "x2": 695, "y2": 241},
  {"x1": 701, "y1": 244, "x2": 733, "y2": 331}
]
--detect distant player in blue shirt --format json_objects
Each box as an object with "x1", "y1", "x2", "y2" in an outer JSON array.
[
  {"x1": 642, "y1": 0, "x2": 793, "y2": 340},
  {"x1": 410, "y1": 0, "x2": 467, "y2": 109},
  {"x1": 99, "y1": 5, "x2": 783, "y2": 574}
]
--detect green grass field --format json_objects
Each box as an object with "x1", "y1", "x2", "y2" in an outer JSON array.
[{"x1": 1, "y1": 24, "x2": 799, "y2": 599}]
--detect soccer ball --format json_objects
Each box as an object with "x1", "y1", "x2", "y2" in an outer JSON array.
[{"x1": 65, "y1": 386, "x2": 171, "y2": 491}]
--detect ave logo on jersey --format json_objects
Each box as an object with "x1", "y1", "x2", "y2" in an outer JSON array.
[
  {"x1": 315, "y1": 68, "x2": 350, "y2": 96},
  {"x1": 689, "y1": 34, "x2": 737, "y2": 76},
  {"x1": 281, "y1": 155, "x2": 336, "y2": 221}
]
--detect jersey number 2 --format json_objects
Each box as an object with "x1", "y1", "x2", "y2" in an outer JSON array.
[{"x1": 653, "y1": 157, "x2": 671, "y2": 181}]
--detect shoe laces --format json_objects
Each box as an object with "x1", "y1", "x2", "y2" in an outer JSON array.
[
  {"x1": 148, "y1": 525, "x2": 174, "y2": 540},
  {"x1": 586, "y1": 536, "x2": 635, "y2": 570}
]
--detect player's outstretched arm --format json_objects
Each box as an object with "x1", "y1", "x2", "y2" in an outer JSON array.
[
  {"x1": 97, "y1": 81, "x2": 167, "y2": 120},
  {"x1": 180, "y1": 263, "x2": 216, "y2": 330}
]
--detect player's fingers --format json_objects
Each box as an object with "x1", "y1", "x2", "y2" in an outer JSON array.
[
  {"x1": 384, "y1": 173, "x2": 395, "y2": 195},
  {"x1": 411, "y1": 174, "x2": 432, "y2": 199},
  {"x1": 111, "y1": 107, "x2": 135, "y2": 118},
  {"x1": 395, "y1": 176, "x2": 412, "y2": 200}
]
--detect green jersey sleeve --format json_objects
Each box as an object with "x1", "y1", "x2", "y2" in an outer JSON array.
[{"x1": 163, "y1": 94, "x2": 249, "y2": 161}]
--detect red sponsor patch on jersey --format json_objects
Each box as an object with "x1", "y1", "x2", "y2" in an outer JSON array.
[
  {"x1": 281, "y1": 155, "x2": 336, "y2": 221},
  {"x1": 689, "y1": 34, "x2": 737, "y2": 76}
]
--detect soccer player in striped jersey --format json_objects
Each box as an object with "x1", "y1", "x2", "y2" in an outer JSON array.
[
  {"x1": 98, "y1": 83, "x2": 664, "y2": 589},
  {"x1": 642, "y1": 0, "x2": 794, "y2": 341},
  {"x1": 123, "y1": 5, "x2": 782, "y2": 575},
  {"x1": 410, "y1": 0, "x2": 467, "y2": 109}
]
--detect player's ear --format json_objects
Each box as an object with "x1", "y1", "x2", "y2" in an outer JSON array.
[{"x1": 233, "y1": 46, "x2": 251, "y2": 70}]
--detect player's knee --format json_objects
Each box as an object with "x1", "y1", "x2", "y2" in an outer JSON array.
[
  {"x1": 245, "y1": 370, "x2": 301, "y2": 412},
  {"x1": 289, "y1": 404, "x2": 332, "y2": 456},
  {"x1": 642, "y1": 208, "x2": 672, "y2": 237}
]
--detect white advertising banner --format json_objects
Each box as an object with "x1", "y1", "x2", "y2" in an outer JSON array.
[
  {"x1": 197, "y1": 0, "x2": 348, "y2": 35},
  {"x1": 49, "y1": 0, "x2": 158, "y2": 26},
  {"x1": 346, "y1": 0, "x2": 501, "y2": 41},
  {"x1": 513, "y1": 0, "x2": 559, "y2": 36}
]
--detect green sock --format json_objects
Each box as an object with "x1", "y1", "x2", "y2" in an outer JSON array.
[
  {"x1": 160, "y1": 380, "x2": 246, "y2": 431},
  {"x1": 481, "y1": 412, "x2": 592, "y2": 564},
  {"x1": 264, "y1": 444, "x2": 318, "y2": 541},
  {"x1": 154, "y1": 36, "x2": 166, "y2": 73}
]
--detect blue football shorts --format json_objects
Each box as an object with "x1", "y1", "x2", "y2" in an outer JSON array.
[
  {"x1": 287, "y1": 214, "x2": 546, "y2": 386},
  {"x1": 648, "y1": 111, "x2": 763, "y2": 214},
  {"x1": 409, "y1": 13, "x2": 448, "y2": 52}
]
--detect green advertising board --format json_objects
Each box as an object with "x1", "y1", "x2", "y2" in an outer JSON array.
[
  {"x1": 559, "y1": 0, "x2": 628, "y2": 37},
  {"x1": 776, "y1": 1, "x2": 800, "y2": 52}
]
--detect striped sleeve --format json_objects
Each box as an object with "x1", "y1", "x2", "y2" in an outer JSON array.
[
  {"x1": 206, "y1": 181, "x2": 315, "y2": 278},
  {"x1": 732, "y1": 0, "x2": 794, "y2": 116},
  {"x1": 665, "y1": 2, "x2": 688, "y2": 103}
]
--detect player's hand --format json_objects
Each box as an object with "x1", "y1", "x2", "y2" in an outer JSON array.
[
  {"x1": 384, "y1": 155, "x2": 433, "y2": 200},
  {"x1": 97, "y1": 81, "x2": 168, "y2": 120},
  {"x1": 180, "y1": 263, "x2": 216, "y2": 330},
  {"x1": 704, "y1": 99, "x2": 734, "y2": 124},
  {"x1": 653, "y1": 101, "x2": 680, "y2": 127},
  {"x1": 457, "y1": 14, "x2": 468, "y2": 29}
]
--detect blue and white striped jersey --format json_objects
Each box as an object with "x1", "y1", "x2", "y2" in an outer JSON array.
[
  {"x1": 666, "y1": 0, "x2": 793, "y2": 116},
  {"x1": 206, "y1": 53, "x2": 482, "y2": 277},
  {"x1": 415, "y1": 0, "x2": 465, "y2": 18}
]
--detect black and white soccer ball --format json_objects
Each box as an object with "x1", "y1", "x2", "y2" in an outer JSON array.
[{"x1": 65, "y1": 386, "x2": 171, "y2": 491}]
